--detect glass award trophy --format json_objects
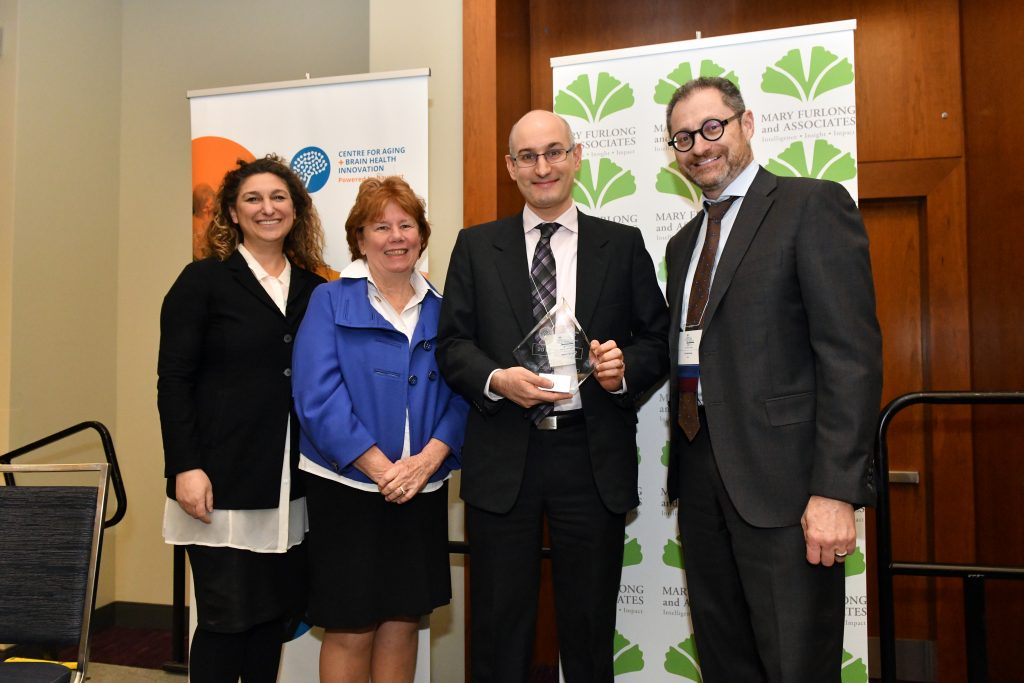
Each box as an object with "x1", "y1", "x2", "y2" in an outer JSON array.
[{"x1": 512, "y1": 299, "x2": 593, "y2": 394}]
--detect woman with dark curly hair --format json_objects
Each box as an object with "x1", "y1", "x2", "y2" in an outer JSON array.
[{"x1": 159, "y1": 155, "x2": 326, "y2": 682}]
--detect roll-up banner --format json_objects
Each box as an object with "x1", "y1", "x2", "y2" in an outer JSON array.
[
  {"x1": 188, "y1": 68, "x2": 430, "y2": 275},
  {"x1": 551, "y1": 21, "x2": 869, "y2": 682},
  {"x1": 187, "y1": 69, "x2": 431, "y2": 682}
]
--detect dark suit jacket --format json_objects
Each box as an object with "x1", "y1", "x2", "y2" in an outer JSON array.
[
  {"x1": 665, "y1": 167, "x2": 882, "y2": 527},
  {"x1": 437, "y1": 210, "x2": 669, "y2": 515},
  {"x1": 158, "y1": 250, "x2": 325, "y2": 509}
]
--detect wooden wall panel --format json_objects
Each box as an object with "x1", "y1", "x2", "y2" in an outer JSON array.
[
  {"x1": 463, "y1": 0, "x2": 532, "y2": 227},
  {"x1": 862, "y1": 199, "x2": 932, "y2": 639},
  {"x1": 860, "y1": 157, "x2": 975, "y2": 678},
  {"x1": 463, "y1": 0, "x2": 500, "y2": 227},
  {"x1": 523, "y1": 0, "x2": 963, "y2": 163},
  {"x1": 961, "y1": 0, "x2": 1024, "y2": 679}
]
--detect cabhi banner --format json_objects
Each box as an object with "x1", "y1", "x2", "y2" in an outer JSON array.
[
  {"x1": 551, "y1": 20, "x2": 869, "y2": 682},
  {"x1": 188, "y1": 68, "x2": 430, "y2": 275},
  {"x1": 186, "y1": 68, "x2": 431, "y2": 682}
]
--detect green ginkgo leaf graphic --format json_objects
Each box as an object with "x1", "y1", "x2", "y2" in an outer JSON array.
[
  {"x1": 555, "y1": 72, "x2": 635, "y2": 123},
  {"x1": 657, "y1": 257, "x2": 668, "y2": 283},
  {"x1": 764, "y1": 140, "x2": 856, "y2": 182},
  {"x1": 664, "y1": 635, "x2": 702, "y2": 680},
  {"x1": 662, "y1": 537, "x2": 683, "y2": 569},
  {"x1": 844, "y1": 546, "x2": 866, "y2": 577},
  {"x1": 661, "y1": 442, "x2": 670, "y2": 466},
  {"x1": 656, "y1": 161, "x2": 703, "y2": 205},
  {"x1": 573, "y1": 158, "x2": 636, "y2": 208},
  {"x1": 761, "y1": 46, "x2": 854, "y2": 101},
  {"x1": 841, "y1": 649, "x2": 869, "y2": 683},
  {"x1": 623, "y1": 534, "x2": 644, "y2": 567},
  {"x1": 613, "y1": 630, "x2": 645, "y2": 675},
  {"x1": 654, "y1": 60, "x2": 740, "y2": 105}
]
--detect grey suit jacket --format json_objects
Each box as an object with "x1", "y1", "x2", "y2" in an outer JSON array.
[
  {"x1": 665, "y1": 167, "x2": 882, "y2": 527},
  {"x1": 437, "y1": 210, "x2": 669, "y2": 515}
]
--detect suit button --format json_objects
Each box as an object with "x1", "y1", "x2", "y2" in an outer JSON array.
[
  {"x1": 283, "y1": 368, "x2": 292, "y2": 377},
  {"x1": 283, "y1": 334, "x2": 293, "y2": 343},
  {"x1": 428, "y1": 370, "x2": 437, "y2": 381},
  {"x1": 408, "y1": 375, "x2": 418, "y2": 385},
  {"x1": 422, "y1": 341, "x2": 432, "y2": 351}
]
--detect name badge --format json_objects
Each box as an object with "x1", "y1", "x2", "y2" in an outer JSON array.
[{"x1": 679, "y1": 329, "x2": 702, "y2": 366}]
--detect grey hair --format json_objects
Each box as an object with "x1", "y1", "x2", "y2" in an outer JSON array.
[{"x1": 665, "y1": 77, "x2": 746, "y2": 132}]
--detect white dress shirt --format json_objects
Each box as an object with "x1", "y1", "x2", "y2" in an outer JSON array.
[
  {"x1": 483, "y1": 205, "x2": 585, "y2": 410},
  {"x1": 680, "y1": 160, "x2": 760, "y2": 403}
]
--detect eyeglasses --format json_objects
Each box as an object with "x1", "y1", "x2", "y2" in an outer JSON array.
[
  {"x1": 668, "y1": 111, "x2": 744, "y2": 152},
  {"x1": 510, "y1": 146, "x2": 574, "y2": 168}
]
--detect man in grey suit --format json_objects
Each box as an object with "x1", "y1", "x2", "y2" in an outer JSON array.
[
  {"x1": 438, "y1": 110, "x2": 668, "y2": 682},
  {"x1": 663, "y1": 77, "x2": 882, "y2": 682}
]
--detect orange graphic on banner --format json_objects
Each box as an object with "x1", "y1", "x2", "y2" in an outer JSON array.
[{"x1": 191, "y1": 136, "x2": 255, "y2": 260}]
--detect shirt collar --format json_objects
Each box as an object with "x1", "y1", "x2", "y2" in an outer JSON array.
[
  {"x1": 237, "y1": 243, "x2": 291, "y2": 285},
  {"x1": 340, "y1": 258, "x2": 437, "y2": 302},
  {"x1": 522, "y1": 204, "x2": 579, "y2": 235},
  {"x1": 712, "y1": 160, "x2": 760, "y2": 202}
]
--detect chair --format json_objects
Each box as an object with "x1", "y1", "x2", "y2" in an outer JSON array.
[{"x1": 0, "y1": 463, "x2": 110, "y2": 683}]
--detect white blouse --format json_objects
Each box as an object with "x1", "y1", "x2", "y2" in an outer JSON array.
[{"x1": 162, "y1": 245, "x2": 306, "y2": 553}]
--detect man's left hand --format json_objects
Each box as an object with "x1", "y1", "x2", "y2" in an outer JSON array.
[
  {"x1": 801, "y1": 495, "x2": 856, "y2": 567},
  {"x1": 590, "y1": 339, "x2": 624, "y2": 392}
]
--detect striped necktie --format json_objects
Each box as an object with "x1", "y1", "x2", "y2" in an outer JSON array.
[
  {"x1": 529, "y1": 222, "x2": 559, "y2": 424},
  {"x1": 531, "y1": 222, "x2": 559, "y2": 322}
]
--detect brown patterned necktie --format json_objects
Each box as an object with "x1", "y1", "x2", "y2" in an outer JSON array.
[{"x1": 678, "y1": 196, "x2": 738, "y2": 440}]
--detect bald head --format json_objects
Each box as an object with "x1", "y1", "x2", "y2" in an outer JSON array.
[{"x1": 509, "y1": 110, "x2": 575, "y2": 156}]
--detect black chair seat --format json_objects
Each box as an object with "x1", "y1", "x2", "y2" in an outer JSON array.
[{"x1": 0, "y1": 661, "x2": 73, "y2": 683}]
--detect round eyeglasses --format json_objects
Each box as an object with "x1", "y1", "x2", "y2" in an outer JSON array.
[
  {"x1": 668, "y1": 111, "x2": 744, "y2": 152},
  {"x1": 510, "y1": 146, "x2": 574, "y2": 168}
]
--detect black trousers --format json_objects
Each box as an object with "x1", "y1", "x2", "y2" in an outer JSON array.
[
  {"x1": 466, "y1": 421, "x2": 626, "y2": 683},
  {"x1": 676, "y1": 409, "x2": 846, "y2": 683}
]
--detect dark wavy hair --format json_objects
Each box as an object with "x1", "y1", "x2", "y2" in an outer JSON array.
[
  {"x1": 344, "y1": 176, "x2": 431, "y2": 262},
  {"x1": 202, "y1": 154, "x2": 325, "y2": 272},
  {"x1": 665, "y1": 76, "x2": 746, "y2": 132}
]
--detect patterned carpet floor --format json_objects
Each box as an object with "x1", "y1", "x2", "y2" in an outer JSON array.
[{"x1": 60, "y1": 626, "x2": 176, "y2": 670}]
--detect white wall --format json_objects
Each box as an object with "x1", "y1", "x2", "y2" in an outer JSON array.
[
  {"x1": 3, "y1": 2, "x2": 467, "y2": 674},
  {"x1": 0, "y1": 0, "x2": 17, "y2": 453},
  {"x1": 2, "y1": 0, "x2": 122, "y2": 605},
  {"x1": 114, "y1": 0, "x2": 371, "y2": 605}
]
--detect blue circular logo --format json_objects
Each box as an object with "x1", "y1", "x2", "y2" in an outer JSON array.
[{"x1": 290, "y1": 147, "x2": 331, "y2": 193}]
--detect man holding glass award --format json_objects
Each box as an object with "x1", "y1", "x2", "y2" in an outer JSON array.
[{"x1": 438, "y1": 110, "x2": 669, "y2": 683}]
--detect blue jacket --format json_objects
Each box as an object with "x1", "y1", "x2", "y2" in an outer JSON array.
[{"x1": 292, "y1": 276, "x2": 467, "y2": 484}]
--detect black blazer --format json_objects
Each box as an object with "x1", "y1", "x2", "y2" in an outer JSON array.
[
  {"x1": 665, "y1": 167, "x2": 882, "y2": 527},
  {"x1": 437, "y1": 211, "x2": 669, "y2": 515},
  {"x1": 158, "y1": 250, "x2": 325, "y2": 509}
]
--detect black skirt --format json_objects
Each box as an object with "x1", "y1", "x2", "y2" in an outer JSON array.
[
  {"x1": 303, "y1": 472, "x2": 451, "y2": 629},
  {"x1": 186, "y1": 542, "x2": 307, "y2": 633}
]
